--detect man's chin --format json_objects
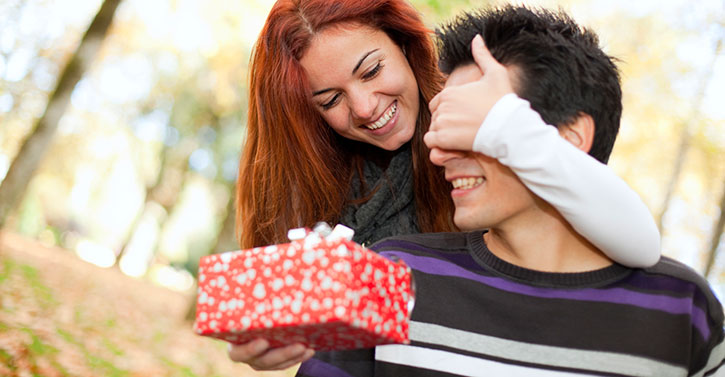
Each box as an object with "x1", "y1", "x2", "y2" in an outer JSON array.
[
  {"x1": 453, "y1": 212, "x2": 492, "y2": 231},
  {"x1": 453, "y1": 219, "x2": 480, "y2": 232}
]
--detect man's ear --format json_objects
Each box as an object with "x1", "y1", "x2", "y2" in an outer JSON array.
[{"x1": 558, "y1": 113, "x2": 595, "y2": 153}]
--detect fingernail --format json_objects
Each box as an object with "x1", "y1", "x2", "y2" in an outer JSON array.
[
  {"x1": 473, "y1": 34, "x2": 483, "y2": 46},
  {"x1": 227, "y1": 342, "x2": 233, "y2": 353}
]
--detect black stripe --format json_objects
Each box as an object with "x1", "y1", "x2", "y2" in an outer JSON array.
[{"x1": 410, "y1": 270, "x2": 693, "y2": 366}]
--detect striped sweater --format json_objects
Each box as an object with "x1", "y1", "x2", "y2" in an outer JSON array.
[{"x1": 298, "y1": 231, "x2": 725, "y2": 377}]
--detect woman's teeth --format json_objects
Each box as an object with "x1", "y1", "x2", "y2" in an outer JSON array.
[
  {"x1": 452, "y1": 177, "x2": 484, "y2": 190},
  {"x1": 366, "y1": 103, "x2": 397, "y2": 130}
]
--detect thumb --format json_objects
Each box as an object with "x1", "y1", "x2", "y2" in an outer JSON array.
[{"x1": 471, "y1": 34, "x2": 497, "y2": 76}]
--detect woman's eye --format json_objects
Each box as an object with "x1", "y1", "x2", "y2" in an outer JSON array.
[
  {"x1": 362, "y1": 62, "x2": 384, "y2": 80},
  {"x1": 322, "y1": 94, "x2": 341, "y2": 110}
]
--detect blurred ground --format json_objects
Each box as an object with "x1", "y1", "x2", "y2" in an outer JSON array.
[{"x1": 0, "y1": 231, "x2": 294, "y2": 377}]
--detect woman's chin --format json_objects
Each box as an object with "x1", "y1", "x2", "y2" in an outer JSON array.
[
  {"x1": 374, "y1": 125, "x2": 415, "y2": 151},
  {"x1": 373, "y1": 137, "x2": 410, "y2": 151}
]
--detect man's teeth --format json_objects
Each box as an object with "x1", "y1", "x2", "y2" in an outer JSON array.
[
  {"x1": 452, "y1": 177, "x2": 484, "y2": 190},
  {"x1": 366, "y1": 103, "x2": 397, "y2": 130}
]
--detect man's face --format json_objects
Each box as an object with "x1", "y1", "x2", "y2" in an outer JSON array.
[{"x1": 429, "y1": 64, "x2": 538, "y2": 231}]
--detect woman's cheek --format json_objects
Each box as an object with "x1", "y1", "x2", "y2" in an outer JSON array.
[{"x1": 322, "y1": 110, "x2": 349, "y2": 136}]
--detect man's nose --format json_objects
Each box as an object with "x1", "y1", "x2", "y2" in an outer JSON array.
[{"x1": 429, "y1": 147, "x2": 465, "y2": 166}]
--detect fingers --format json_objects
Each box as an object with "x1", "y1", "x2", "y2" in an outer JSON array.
[
  {"x1": 267, "y1": 348, "x2": 315, "y2": 371},
  {"x1": 429, "y1": 91, "x2": 442, "y2": 115},
  {"x1": 228, "y1": 340, "x2": 315, "y2": 371},
  {"x1": 471, "y1": 34, "x2": 502, "y2": 76},
  {"x1": 424, "y1": 129, "x2": 466, "y2": 151},
  {"x1": 423, "y1": 130, "x2": 437, "y2": 149},
  {"x1": 250, "y1": 343, "x2": 312, "y2": 370},
  {"x1": 228, "y1": 338, "x2": 269, "y2": 363}
]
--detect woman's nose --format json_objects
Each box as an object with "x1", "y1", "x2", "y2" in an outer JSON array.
[{"x1": 349, "y1": 89, "x2": 376, "y2": 121}]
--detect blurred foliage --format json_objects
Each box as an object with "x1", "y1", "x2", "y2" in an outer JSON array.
[
  {"x1": 410, "y1": 0, "x2": 485, "y2": 23},
  {"x1": 0, "y1": 233, "x2": 286, "y2": 376}
]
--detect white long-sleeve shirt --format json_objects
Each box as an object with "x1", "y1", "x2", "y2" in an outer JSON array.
[{"x1": 474, "y1": 94, "x2": 660, "y2": 267}]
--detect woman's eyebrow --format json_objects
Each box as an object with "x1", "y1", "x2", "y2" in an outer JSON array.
[
  {"x1": 312, "y1": 48, "x2": 381, "y2": 97},
  {"x1": 352, "y1": 48, "x2": 380, "y2": 74}
]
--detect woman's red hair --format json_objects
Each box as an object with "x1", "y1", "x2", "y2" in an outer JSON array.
[{"x1": 237, "y1": 0, "x2": 455, "y2": 248}]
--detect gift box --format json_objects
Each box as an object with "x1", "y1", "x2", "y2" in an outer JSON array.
[{"x1": 193, "y1": 228, "x2": 413, "y2": 351}]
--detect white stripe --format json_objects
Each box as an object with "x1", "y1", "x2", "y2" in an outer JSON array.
[
  {"x1": 693, "y1": 337, "x2": 725, "y2": 377},
  {"x1": 376, "y1": 344, "x2": 595, "y2": 376},
  {"x1": 409, "y1": 321, "x2": 687, "y2": 377}
]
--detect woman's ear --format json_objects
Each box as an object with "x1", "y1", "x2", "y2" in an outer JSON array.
[{"x1": 558, "y1": 113, "x2": 595, "y2": 153}]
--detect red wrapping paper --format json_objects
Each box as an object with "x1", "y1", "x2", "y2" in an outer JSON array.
[{"x1": 193, "y1": 235, "x2": 413, "y2": 350}]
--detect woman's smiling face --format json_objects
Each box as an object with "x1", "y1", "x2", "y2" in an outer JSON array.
[{"x1": 300, "y1": 22, "x2": 420, "y2": 151}]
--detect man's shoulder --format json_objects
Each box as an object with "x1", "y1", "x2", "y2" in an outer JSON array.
[
  {"x1": 643, "y1": 257, "x2": 725, "y2": 376},
  {"x1": 642, "y1": 256, "x2": 723, "y2": 324},
  {"x1": 369, "y1": 231, "x2": 474, "y2": 253},
  {"x1": 645, "y1": 256, "x2": 714, "y2": 293}
]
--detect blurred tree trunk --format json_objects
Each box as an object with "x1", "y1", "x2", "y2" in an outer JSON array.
[
  {"x1": 211, "y1": 193, "x2": 238, "y2": 254},
  {"x1": 114, "y1": 143, "x2": 171, "y2": 265},
  {"x1": 656, "y1": 38, "x2": 723, "y2": 232},
  {"x1": 185, "y1": 280, "x2": 199, "y2": 321},
  {"x1": 115, "y1": 141, "x2": 193, "y2": 265},
  {"x1": 704, "y1": 180, "x2": 725, "y2": 278},
  {"x1": 0, "y1": 0, "x2": 123, "y2": 229},
  {"x1": 184, "y1": 184, "x2": 236, "y2": 323},
  {"x1": 184, "y1": 195, "x2": 237, "y2": 322}
]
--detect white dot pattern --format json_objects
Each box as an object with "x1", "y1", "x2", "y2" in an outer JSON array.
[{"x1": 192, "y1": 238, "x2": 413, "y2": 351}]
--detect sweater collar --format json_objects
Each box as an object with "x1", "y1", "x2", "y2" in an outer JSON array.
[{"x1": 467, "y1": 230, "x2": 632, "y2": 288}]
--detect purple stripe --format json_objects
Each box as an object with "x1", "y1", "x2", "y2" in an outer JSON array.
[
  {"x1": 380, "y1": 250, "x2": 711, "y2": 340},
  {"x1": 297, "y1": 358, "x2": 356, "y2": 377},
  {"x1": 373, "y1": 239, "x2": 484, "y2": 272},
  {"x1": 623, "y1": 270, "x2": 711, "y2": 339}
]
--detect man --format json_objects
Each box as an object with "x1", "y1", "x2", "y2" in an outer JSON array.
[
  {"x1": 369, "y1": 5, "x2": 725, "y2": 376},
  {"x1": 237, "y1": 5, "x2": 725, "y2": 376}
]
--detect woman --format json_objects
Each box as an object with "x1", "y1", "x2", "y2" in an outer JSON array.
[
  {"x1": 232, "y1": 0, "x2": 660, "y2": 371},
  {"x1": 236, "y1": 0, "x2": 454, "y2": 250}
]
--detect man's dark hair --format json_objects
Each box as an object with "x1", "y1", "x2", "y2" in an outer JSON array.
[{"x1": 437, "y1": 5, "x2": 621, "y2": 163}]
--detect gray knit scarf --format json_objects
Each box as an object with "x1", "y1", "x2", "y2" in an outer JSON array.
[{"x1": 339, "y1": 145, "x2": 419, "y2": 246}]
